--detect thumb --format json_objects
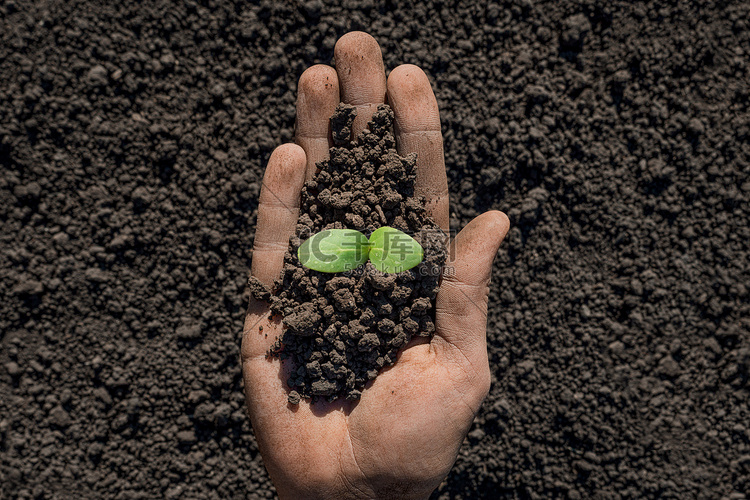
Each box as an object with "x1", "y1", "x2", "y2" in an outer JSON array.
[
  {"x1": 433, "y1": 211, "x2": 510, "y2": 396},
  {"x1": 242, "y1": 143, "x2": 306, "y2": 362}
]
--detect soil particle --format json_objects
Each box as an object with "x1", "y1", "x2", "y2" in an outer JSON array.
[
  {"x1": 330, "y1": 104, "x2": 357, "y2": 146},
  {"x1": 11, "y1": 280, "x2": 43, "y2": 296},
  {"x1": 268, "y1": 103, "x2": 445, "y2": 401},
  {"x1": 49, "y1": 406, "x2": 71, "y2": 428},
  {"x1": 176, "y1": 430, "x2": 197, "y2": 445},
  {"x1": 560, "y1": 13, "x2": 592, "y2": 50},
  {"x1": 247, "y1": 276, "x2": 271, "y2": 301},
  {"x1": 176, "y1": 320, "x2": 203, "y2": 341},
  {"x1": 287, "y1": 390, "x2": 301, "y2": 405}
]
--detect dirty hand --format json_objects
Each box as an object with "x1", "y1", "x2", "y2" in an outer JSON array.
[{"x1": 241, "y1": 32, "x2": 509, "y2": 500}]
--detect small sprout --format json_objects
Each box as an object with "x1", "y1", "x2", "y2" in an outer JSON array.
[
  {"x1": 297, "y1": 229, "x2": 370, "y2": 273},
  {"x1": 297, "y1": 226, "x2": 424, "y2": 274},
  {"x1": 368, "y1": 226, "x2": 424, "y2": 273}
]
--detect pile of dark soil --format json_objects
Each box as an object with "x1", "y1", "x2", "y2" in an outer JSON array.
[
  {"x1": 260, "y1": 103, "x2": 444, "y2": 403},
  {"x1": 1, "y1": 1, "x2": 749, "y2": 499}
]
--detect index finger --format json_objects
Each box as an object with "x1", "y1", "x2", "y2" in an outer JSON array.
[
  {"x1": 386, "y1": 65, "x2": 449, "y2": 234},
  {"x1": 295, "y1": 65, "x2": 340, "y2": 181}
]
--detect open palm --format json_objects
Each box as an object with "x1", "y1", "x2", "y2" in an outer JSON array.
[{"x1": 241, "y1": 32, "x2": 509, "y2": 499}]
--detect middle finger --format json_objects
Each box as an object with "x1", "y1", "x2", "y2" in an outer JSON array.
[{"x1": 334, "y1": 31, "x2": 387, "y2": 138}]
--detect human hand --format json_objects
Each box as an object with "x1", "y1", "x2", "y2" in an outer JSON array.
[{"x1": 241, "y1": 32, "x2": 510, "y2": 499}]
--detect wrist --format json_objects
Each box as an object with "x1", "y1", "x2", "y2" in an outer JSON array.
[{"x1": 274, "y1": 480, "x2": 432, "y2": 500}]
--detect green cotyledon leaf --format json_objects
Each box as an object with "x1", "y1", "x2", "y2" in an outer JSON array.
[
  {"x1": 297, "y1": 229, "x2": 370, "y2": 273},
  {"x1": 368, "y1": 226, "x2": 424, "y2": 273}
]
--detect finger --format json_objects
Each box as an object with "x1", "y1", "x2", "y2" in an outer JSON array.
[
  {"x1": 334, "y1": 31, "x2": 386, "y2": 137},
  {"x1": 433, "y1": 211, "x2": 510, "y2": 393},
  {"x1": 386, "y1": 64, "x2": 449, "y2": 233},
  {"x1": 243, "y1": 144, "x2": 306, "y2": 359},
  {"x1": 295, "y1": 64, "x2": 340, "y2": 181},
  {"x1": 251, "y1": 143, "x2": 307, "y2": 288}
]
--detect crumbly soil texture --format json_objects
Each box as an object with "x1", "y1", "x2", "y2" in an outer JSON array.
[
  {"x1": 260, "y1": 103, "x2": 445, "y2": 403},
  {"x1": 2, "y1": 1, "x2": 750, "y2": 499}
]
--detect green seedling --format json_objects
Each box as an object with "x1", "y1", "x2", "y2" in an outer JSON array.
[
  {"x1": 297, "y1": 229, "x2": 370, "y2": 273},
  {"x1": 297, "y1": 226, "x2": 423, "y2": 274},
  {"x1": 367, "y1": 226, "x2": 424, "y2": 273}
]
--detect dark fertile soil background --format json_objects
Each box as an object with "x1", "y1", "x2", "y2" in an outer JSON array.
[{"x1": 1, "y1": 0, "x2": 748, "y2": 498}]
